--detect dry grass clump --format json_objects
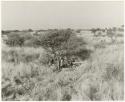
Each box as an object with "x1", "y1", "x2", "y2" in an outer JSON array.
[{"x1": 71, "y1": 44, "x2": 124, "y2": 100}]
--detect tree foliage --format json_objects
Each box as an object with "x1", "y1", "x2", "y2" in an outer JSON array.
[{"x1": 91, "y1": 28, "x2": 97, "y2": 33}]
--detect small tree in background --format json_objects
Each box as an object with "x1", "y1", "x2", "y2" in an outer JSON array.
[
  {"x1": 37, "y1": 29, "x2": 91, "y2": 70},
  {"x1": 91, "y1": 28, "x2": 97, "y2": 36}
]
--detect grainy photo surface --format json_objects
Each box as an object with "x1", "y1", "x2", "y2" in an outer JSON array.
[{"x1": 1, "y1": 1, "x2": 124, "y2": 101}]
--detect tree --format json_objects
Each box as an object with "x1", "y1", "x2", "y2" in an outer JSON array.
[
  {"x1": 28, "y1": 29, "x2": 33, "y2": 32},
  {"x1": 37, "y1": 29, "x2": 91, "y2": 70},
  {"x1": 91, "y1": 28, "x2": 97, "y2": 36}
]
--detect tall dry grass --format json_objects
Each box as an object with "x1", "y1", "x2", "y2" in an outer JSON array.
[{"x1": 2, "y1": 36, "x2": 124, "y2": 100}]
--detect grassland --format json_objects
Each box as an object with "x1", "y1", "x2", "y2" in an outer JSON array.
[{"x1": 2, "y1": 31, "x2": 124, "y2": 101}]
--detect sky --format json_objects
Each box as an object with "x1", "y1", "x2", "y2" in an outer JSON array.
[{"x1": 1, "y1": 1, "x2": 124, "y2": 30}]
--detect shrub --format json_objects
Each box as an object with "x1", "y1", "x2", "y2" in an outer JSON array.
[
  {"x1": 76, "y1": 29, "x2": 81, "y2": 33},
  {"x1": 5, "y1": 33, "x2": 25, "y2": 47}
]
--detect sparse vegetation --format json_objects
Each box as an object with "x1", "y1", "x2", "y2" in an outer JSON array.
[{"x1": 2, "y1": 26, "x2": 124, "y2": 101}]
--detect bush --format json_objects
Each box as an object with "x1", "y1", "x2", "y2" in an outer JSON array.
[
  {"x1": 5, "y1": 33, "x2": 25, "y2": 47},
  {"x1": 76, "y1": 29, "x2": 81, "y2": 33}
]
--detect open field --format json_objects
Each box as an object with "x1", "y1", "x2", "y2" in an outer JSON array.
[
  {"x1": 2, "y1": 29, "x2": 124, "y2": 101},
  {"x1": 2, "y1": 1, "x2": 124, "y2": 101}
]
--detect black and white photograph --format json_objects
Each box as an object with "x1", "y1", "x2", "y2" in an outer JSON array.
[{"x1": 1, "y1": 0, "x2": 124, "y2": 101}]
